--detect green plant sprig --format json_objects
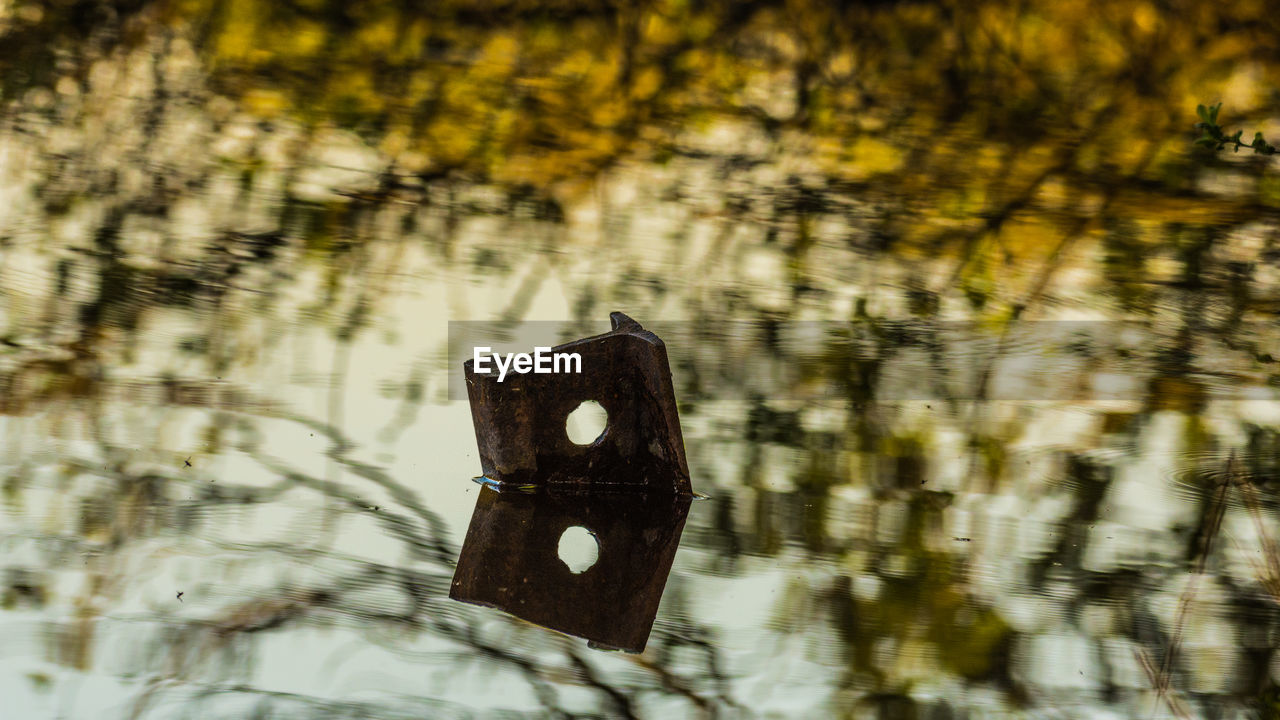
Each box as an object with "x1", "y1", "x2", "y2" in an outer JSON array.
[{"x1": 1195, "y1": 102, "x2": 1277, "y2": 155}]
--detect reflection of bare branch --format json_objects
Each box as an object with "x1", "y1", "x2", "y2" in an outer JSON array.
[
  {"x1": 1134, "y1": 647, "x2": 1193, "y2": 720},
  {"x1": 1237, "y1": 476, "x2": 1280, "y2": 604},
  {"x1": 568, "y1": 648, "x2": 640, "y2": 720},
  {"x1": 1139, "y1": 456, "x2": 1231, "y2": 720}
]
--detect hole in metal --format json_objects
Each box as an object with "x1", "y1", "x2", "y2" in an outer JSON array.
[
  {"x1": 565, "y1": 400, "x2": 608, "y2": 446},
  {"x1": 557, "y1": 525, "x2": 599, "y2": 574}
]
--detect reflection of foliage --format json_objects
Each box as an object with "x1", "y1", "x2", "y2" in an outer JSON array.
[
  {"x1": 159, "y1": 0, "x2": 761, "y2": 186},
  {"x1": 124, "y1": 0, "x2": 1279, "y2": 207},
  {"x1": 838, "y1": 496, "x2": 1014, "y2": 686},
  {"x1": 119, "y1": 0, "x2": 1280, "y2": 340}
]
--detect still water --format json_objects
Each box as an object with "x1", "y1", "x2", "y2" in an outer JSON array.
[{"x1": 2, "y1": 1, "x2": 1280, "y2": 717}]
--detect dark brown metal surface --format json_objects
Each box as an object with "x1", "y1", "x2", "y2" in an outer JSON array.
[
  {"x1": 449, "y1": 486, "x2": 692, "y2": 653},
  {"x1": 463, "y1": 312, "x2": 691, "y2": 494}
]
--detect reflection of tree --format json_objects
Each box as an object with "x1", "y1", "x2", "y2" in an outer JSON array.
[{"x1": 12, "y1": 400, "x2": 742, "y2": 717}]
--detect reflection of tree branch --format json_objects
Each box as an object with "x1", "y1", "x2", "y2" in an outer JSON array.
[{"x1": 567, "y1": 647, "x2": 640, "y2": 720}]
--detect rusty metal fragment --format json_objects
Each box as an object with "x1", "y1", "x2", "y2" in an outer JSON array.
[
  {"x1": 463, "y1": 312, "x2": 691, "y2": 494},
  {"x1": 450, "y1": 486, "x2": 691, "y2": 653},
  {"x1": 453, "y1": 313, "x2": 696, "y2": 650}
]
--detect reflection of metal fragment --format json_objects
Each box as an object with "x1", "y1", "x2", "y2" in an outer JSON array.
[
  {"x1": 450, "y1": 486, "x2": 691, "y2": 653},
  {"x1": 463, "y1": 312, "x2": 691, "y2": 494}
]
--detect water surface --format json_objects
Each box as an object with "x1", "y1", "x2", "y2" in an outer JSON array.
[{"x1": 2, "y1": 1, "x2": 1280, "y2": 717}]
